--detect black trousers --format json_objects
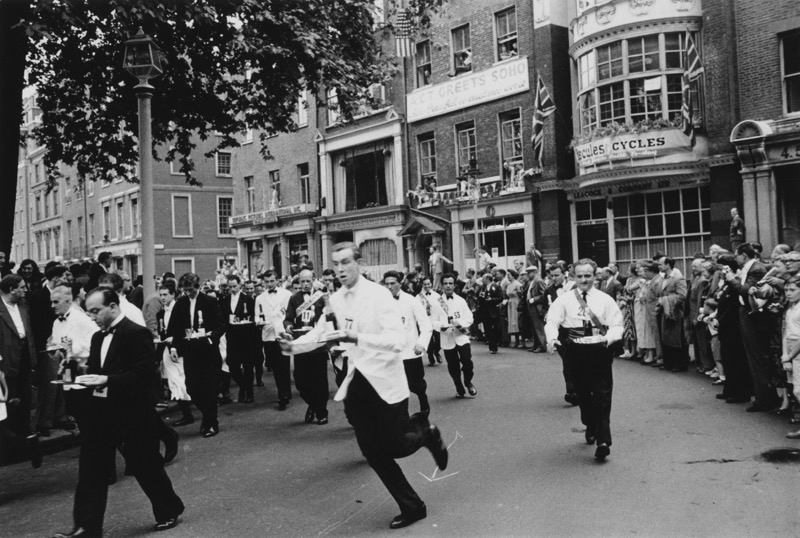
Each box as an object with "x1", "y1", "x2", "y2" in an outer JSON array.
[
  {"x1": 226, "y1": 325, "x2": 255, "y2": 393},
  {"x1": 403, "y1": 357, "x2": 429, "y2": 413},
  {"x1": 344, "y1": 370, "x2": 428, "y2": 516},
  {"x1": 481, "y1": 314, "x2": 500, "y2": 352},
  {"x1": 662, "y1": 344, "x2": 689, "y2": 371},
  {"x1": 0, "y1": 361, "x2": 32, "y2": 465},
  {"x1": 720, "y1": 325, "x2": 753, "y2": 400},
  {"x1": 73, "y1": 405, "x2": 183, "y2": 533},
  {"x1": 426, "y1": 331, "x2": 441, "y2": 365},
  {"x1": 443, "y1": 344, "x2": 474, "y2": 395},
  {"x1": 564, "y1": 342, "x2": 613, "y2": 446},
  {"x1": 264, "y1": 341, "x2": 291, "y2": 403},
  {"x1": 739, "y1": 308, "x2": 778, "y2": 406},
  {"x1": 293, "y1": 351, "x2": 329, "y2": 418},
  {"x1": 182, "y1": 341, "x2": 220, "y2": 429}
]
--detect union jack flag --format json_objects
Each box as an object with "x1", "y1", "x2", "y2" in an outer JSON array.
[
  {"x1": 682, "y1": 33, "x2": 704, "y2": 147},
  {"x1": 395, "y1": 8, "x2": 413, "y2": 58},
  {"x1": 532, "y1": 73, "x2": 556, "y2": 166}
]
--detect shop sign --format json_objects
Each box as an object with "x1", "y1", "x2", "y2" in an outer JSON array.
[
  {"x1": 407, "y1": 56, "x2": 529, "y2": 122},
  {"x1": 327, "y1": 213, "x2": 402, "y2": 232},
  {"x1": 574, "y1": 129, "x2": 691, "y2": 170},
  {"x1": 230, "y1": 204, "x2": 314, "y2": 227}
]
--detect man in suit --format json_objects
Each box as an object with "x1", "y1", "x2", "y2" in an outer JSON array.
[
  {"x1": 165, "y1": 273, "x2": 225, "y2": 437},
  {"x1": 525, "y1": 266, "x2": 547, "y2": 352},
  {"x1": 0, "y1": 275, "x2": 41, "y2": 468},
  {"x1": 537, "y1": 266, "x2": 578, "y2": 406},
  {"x1": 656, "y1": 257, "x2": 688, "y2": 372},
  {"x1": 598, "y1": 267, "x2": 623, "y2": 301},
  {"x1": 218, "y1": 275, "x2": 256, "y2": 403},
  {"x1": 285, "y1": 269, "x2": 330, "y2": 424},
  {"x1": 87, "y1": 252, "x2": 112, "y2": 292},
  {"x1": 687, "y1": 258, "x2": 713, "y2": 372},
  {"x1": 53, "y1": 288, "x2": 184, "y2": 538},
  {"x1": 477, "y1": 272, "x2": 503, "y2": 354},
  {"x1": 724, "y1": 243, "x2": 779, "y2": 411}
]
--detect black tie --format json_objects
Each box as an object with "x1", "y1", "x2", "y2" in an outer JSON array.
[
  {"x1": 393, "y1": 295, "x2": 399, "y2": 301},
  {"x1": 268, "y1": 289, "x2": 277, "y2": 294},
  {"x1": 426, "y1": 292, "x2": 431, "y2": 296},
  {"x1": 58, "y1": 316, "x2": 67, "y2": 322},
  {"x1": 582, "y1": 291, "x2": 587, "y2": 302},
  {"x1": 101, "y1": 326, "x2": 117, "y2": 337}
]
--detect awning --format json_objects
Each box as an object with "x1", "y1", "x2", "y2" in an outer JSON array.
[{"x1": 397, "y1": 215, "x2": 446, "y2": 237}]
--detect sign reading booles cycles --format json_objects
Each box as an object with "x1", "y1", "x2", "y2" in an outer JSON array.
[
  {"x1": 574, "y1": 129, "x2": 693, "y2": 170},
  {"x1": 407, "y1": 56, "x2": 530, "y2": 122}
]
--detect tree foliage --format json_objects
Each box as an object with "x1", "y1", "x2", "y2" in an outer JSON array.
[{"x1": 24, "y1": 0, "x2": 445, "y2": 187}]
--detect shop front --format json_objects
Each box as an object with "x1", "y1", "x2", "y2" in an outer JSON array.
[{"x1": 229, "y1": 203, "x2": 318, "y2": 279}]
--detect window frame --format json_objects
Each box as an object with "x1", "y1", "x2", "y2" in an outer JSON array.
[
  {"x1": 418, "y1": 133, "x2": 437, "y2": 181},
  {"x1": 171, "y1": 257, "x2": 196, "y2": 276},
  {"x1": 455, "y1": 121, "x2": 477, "y2": 173},
  {"x1": 781, "y1": 31, "x2": 800, "y2": 115},
  {"x1": 451, "y1": 24, "x2": 472, "y2": 74},
  {"x1": 171, "y1": 194, "x2": 194, "y2": 238},
  {"x1": 415, "y1": 40, "x2": 432, "y2": 88},
  {"x1": 216, "y1": 195, "x2": 234, "y2": 237},
  {"x1": 298, "y1": 163, "x2": 311, "y2": 205},
  {"x1": 130, "y1": 197, "x2": 140, "y2": 238},
  {"x1": 244, "y1": 175, "x2": 256, "y2": 213},
  {"x1": 499, "y1": 109, "x2": 524, "y2": 168},
  {"x1": 495, "y1": 7, "x2": 518, "y2": 62},
  {"x1": 116, "y1": 199, "x2": 125, "y2": 240},
  {"x1": 215, "y1": 151, "x2": 232, "y2": 177}
]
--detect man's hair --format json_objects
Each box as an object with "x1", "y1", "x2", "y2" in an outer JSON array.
[
  {"x1": 641, "y1": 260, "x2": 660, "y2": 274},
  {"x1": 420, "y1": 276, "x2": 432, "y2": 285},
  {"x1": 98, "y1": 272, "x2": 124, "y2": 292},
  {"x1": 383, "y1": 270, "x2": 403, "y2": 283},
  {"x1": 704, "y1": 297, "x2": 718, "y2": 309},
  {"x1": 716, "y1": 253, "x2": 739, "y2": 272},
  {"x1": 162, "y1": 271, "x2": 176, "y2": 279},
  {"x1": 87, "y1": 287, "x2": 120, "y2": 307},
  {"x1": 750, "y1": 241, "x2": 763, "y2": 254},
  {"x1": 227, "y1": 274, "x2": 242, "y2": 284},
  {"x1": 494, "y1": 268, "x2": 506, "y2": 276},
  {"x1": 160, "y1": 281, "x2": 177, "y2": 295},
  {"x1": 70, "y1": 281, "x2": 84, "y2": 300},
  {"x1": 322, "y1": 268, "x2": 336, "y2": 277},
  {"x1": 98, "y1": 251, "x2": 112, "y2": 263},
  {"x1": 134, "y1": 275, "x2": 143, "y2": 286},
  {"x1": 263, "y1": 270, "x2": 277, "y2": 280},
  {"x1": 431, "y1": 245, "x2": 440, "y2": 251},
  {"x1": 178, "y1": 272, "x2": 201, "y2": 289},
  {"x1": 442, "y1": 273, "x2": 456, "y2": 284},
  {"x1": 52, "y1": 284, "x2": 72, "y2": 301},
  {"x1": 574, "y1": 258, "x2": 598, "y2": 273},
  {"x1": 332, "y1": 241, "x2": 362, "y2": 261},
  {"x1": 0, "y1": 274, "x2": 23, "y2": 293},
  {"x1": 45, "y1": 265, "x2": 69, "y2": 281},
  {"x1": 736, "y1": 243, "x2": 756, "y2": 259},
  {"x1": 660, "y1": 256, "x2": 675, "y2": 269}
]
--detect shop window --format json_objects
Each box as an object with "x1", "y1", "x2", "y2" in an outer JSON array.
[
  {"x1": 782, "y1": 32, "x2": 800, "y2": 114},
  {"x1": 416, "y1": 41, "x2": 432, "y2": 87},
  {"x1": 495, "y1": 8, "x2": 518, "y2": 61},
  {"x1": 360, "y1": 238, "x2": 397, "y2": 266},
  {"x1": 452, "y1": 25, "x2": 472, "y2": 74},
  {"x1": 462, "y1": 216, "x2": 525, "y2": 263},
  {"x1": 456, "y1": 121, "x2": 477, "y2": 172}
]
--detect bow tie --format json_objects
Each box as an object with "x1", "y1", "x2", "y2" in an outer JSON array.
[
  {"x1": 58, "y1": 314, "x2": 68, "y2": 322},
  {"x1": 393, "y1": 295, "x2": 400, "y2": 300},
  {"x1": 101, "y1": 326, "x2": 117, "y2": 337},
  {"x1": 268, "y1": 289, "x2": 277, "y2": 294},
  {"x1": 425, "y1": 292, "x2": 431, "y2": 296}
]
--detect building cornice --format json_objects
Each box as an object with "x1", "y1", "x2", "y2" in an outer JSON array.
[{"x1": 569, "y1": 16, "x2": 701, "y2": 58}]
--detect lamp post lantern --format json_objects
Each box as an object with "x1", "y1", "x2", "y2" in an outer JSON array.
[{"x1": 123, "y1": 27, "x2": 163, "y2": 299}]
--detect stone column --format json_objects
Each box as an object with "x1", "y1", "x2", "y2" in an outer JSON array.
[
  {"x1": 393, "y1": 133, "x2": 404, "y2": 206},
  {"x1": 754, "y1": 169, "x2": 779, "y2": 253},
  {"x1": 306, "y1": 230, "x2": 317, "y2": 271},
  {"x1": 280, "y1": 234, "x2": 290, "y2": 278},
  {"x1": 406, "y1": 236, "x2": 416, "y2": 272},
  {"x1": 320, "y1": 231, "x2": 332, "y2": 269},
  {"x1": 741, "y1": 172, "x2": 758, "y2": 245}
]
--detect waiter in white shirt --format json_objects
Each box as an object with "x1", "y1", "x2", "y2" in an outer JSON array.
[
  {"x1": 51, "y1": 285, "x2": 99, "y2": 431},
  {"x1": 545, "y1": 258, "x2": 623, "y2": 462},
  {"x1": 254, "y1": 270, "x2": 292, "y2": 410},
  {"x1": 98, "y1": 273, "x2": 146, "y2": 327},
  {"x1": 418, "y1": 277, "x2": 445, "y2": 366},
  {"x1": 279, "y1": 243, "x2": 448, "y2": 530},
  {"x1": 439, "y1": 273, "x2": 476, "y2": 398},
  {"x1": 383, "y1": 270, "x2": 433, "y2": 415}
]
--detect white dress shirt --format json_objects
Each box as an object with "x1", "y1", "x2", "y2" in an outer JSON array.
[
  {"x1": 439, "y1": 292, "x2": 473, "y2": 350},
  {"x1": 1, "y1": 297, "x2": 25, "y2": 338},
  {"x1": 120, "y1": 296, "x2": 146, "y2": 327},
  {"x1": 51, "y1": 305, "x2": 99, "y2": 359},
  {"x1": 229, "y1": 292, "x2": 241, "y2": 316},
  {"x1": 100, "y1": 313, "x2": 126, "y2": 368},
  {"x1": 291, "y1": 276, "x2": 407, "y2": 404},
  {"x1": 544, "y1": 287, "x2": 624, "y2": 345},
  {"x1": 418, "y1": 290, "x2": 447, "y2": 330},
  {"x1": 394, "y1": 291, "x2": 432, "y2": 360},
  {"x1": 254, "y1": 287, "x2": 292, "y2": 341}
]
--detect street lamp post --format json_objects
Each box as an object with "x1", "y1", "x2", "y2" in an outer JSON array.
[{"x1": 123, "y1": 28, "x2": 163, "y2": 299}]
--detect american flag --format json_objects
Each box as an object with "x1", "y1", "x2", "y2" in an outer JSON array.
[
  {"x1": 682, "y1": 32, "x2": 704, "y2": 147},
  {"x1": 532, "y1": 73, "x2": 556, "y2": 166},
  {"x1": 395, "y1": 8, "x2": 413, "y2": 58}
]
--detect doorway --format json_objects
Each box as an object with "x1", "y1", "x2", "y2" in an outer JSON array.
[{"x1": 577, "y1": 223, "x2": 609, "y2": 267}]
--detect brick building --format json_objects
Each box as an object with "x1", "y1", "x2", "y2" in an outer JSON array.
[
  {"x1": 13, "y1": 89, "x2": 237, "y2": 280},
  {"x1": 404, "y1": 0, "x2": 573, "y2": 272}
]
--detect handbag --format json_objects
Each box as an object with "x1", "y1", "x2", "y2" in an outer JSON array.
[{"x1": 573, "y1": 289, "x2": 624, "y2": 357}]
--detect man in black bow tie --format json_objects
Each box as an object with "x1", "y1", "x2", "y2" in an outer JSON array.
[{"x1": 53, "y1": 288, "x2": 184, "y2": 538}]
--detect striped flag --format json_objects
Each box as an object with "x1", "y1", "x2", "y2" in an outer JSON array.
[
  {"x1": 395, "y1": 8, "x2": 413, "y2": 57},
  {"x1": 532, "y1": 73, "x2": 556, "y2": 166},
  {"x1": 681, "y1": 33, "x2": 704, "y2": 147}
]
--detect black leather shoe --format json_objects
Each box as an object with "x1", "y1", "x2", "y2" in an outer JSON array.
[
  {"x1": 466, "y1": 384, "x2": 477, "y2": 396},
  {"x1": 164, "y1": 429, "x2": 179, "y2": 464},
  {"x1": 317, "y1": 416, "x2": 329, "y2": 425},
  {"x1": 52, "y1": 527, "x2": 101, "y2": 538},
  {"x1": 173, "y1": 417, "x2": 195, "y2": 427},
  {"x1": 455, "y1": 393, "x2": 465, "y2": 399},
  {"x1": 305, "y1": 406, "x2": 315, "y2": 424},
  {"x1": 154, "y1": 517, "x2": 180, "y2": 531},
  {"x1": 27, "y1": 434, "x2": 42, "y2": 469},
  {"x1": 425, "y1": 425, "x2": 448, "y2": 470},
  {"x1": 202, "y1": 426, "x2": 219, "y2": 438},
  {"x1": 389, "y1": 504, "x2": 427, "y2": 529},
  {"x1": 585, "y1": 431, "x2": 596, "y2": 445},
  {"x1": 244, "y1": 390, "x2": 254, "y2": 403},
  {"x1": 746, "y1": 403, "x2": 775, "y2": 413},
  {"x1": 237, "y1": 388, "x2": 246, "y2": 402},
  {"x1": 256, "y1": 379, "x2": 265, "y2": 387},
  {"x1": 595, "y1": 444, "x2": 610, "y2": 461},
  {"x1": 436, "y1": 355, "x2": 443, "y2": 364},
  {"x1": 564, "y1": 393, "x2": 579, "y2": 406},
  {"x1": 726, "y1": 397, "x2": 750, "y2": 404},
  {"x1": 278, "y1": 399, "x2": 289, "y2": 411},
  {"x1": 218, "y1": 395, "x2": 233, "y2": 405}
]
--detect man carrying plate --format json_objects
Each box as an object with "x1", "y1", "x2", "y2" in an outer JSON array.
[{"x1": 545, "y1": 258, "x2": 623, "y2": 462}]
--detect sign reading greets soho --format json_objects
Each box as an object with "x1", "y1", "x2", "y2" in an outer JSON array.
[
  {"x1": 407, "y1": 56, "x2": 529, "y2": 122},
  {"x1": 574, "y1": 129, "x2": 693, "y2": 170}
]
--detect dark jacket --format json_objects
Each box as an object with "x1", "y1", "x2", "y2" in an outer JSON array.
[
  {"x1": 0, "y1": 298, "x2": 37, "y2": 376},
  {"x1": 165, "y1": 292, "x2": 225, "y2": 357}
]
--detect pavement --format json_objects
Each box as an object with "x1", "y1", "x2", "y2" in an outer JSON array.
[{"x1": 2, "y1": 342, "x2": 800, "y2": 537}]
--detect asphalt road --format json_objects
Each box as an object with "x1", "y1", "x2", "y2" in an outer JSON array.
[{"x1": 2, "y1": 343, "x2": 799, "y2": 537}]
